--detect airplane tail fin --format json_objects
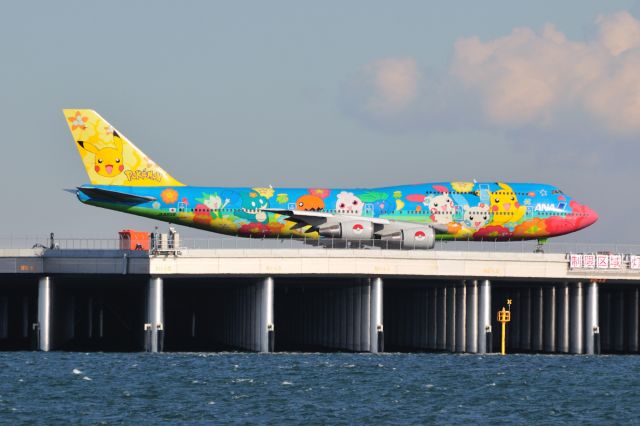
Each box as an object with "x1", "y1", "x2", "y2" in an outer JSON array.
[{"x1": 63, "y1": 109, "x2": 184, "y2": 187}]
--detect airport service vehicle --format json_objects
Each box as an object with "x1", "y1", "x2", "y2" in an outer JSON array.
[{"x1": 64, "y1": 110, "x2": 598, "y2": 249}]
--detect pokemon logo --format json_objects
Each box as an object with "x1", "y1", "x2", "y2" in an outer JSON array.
[{"x1": 124, "y1": 169, "x2": 163, "y2": 183}]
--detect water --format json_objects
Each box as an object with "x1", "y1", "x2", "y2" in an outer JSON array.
[{"x1": 0, "y1": 352, "x2": 638, "y2": 424}]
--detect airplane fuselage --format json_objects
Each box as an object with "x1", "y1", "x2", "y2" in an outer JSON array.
[{"x1": 77, "y1": 181, "x2": 598, "y2": 243}]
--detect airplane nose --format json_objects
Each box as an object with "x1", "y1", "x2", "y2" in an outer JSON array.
[{"x1": 583, "y1": 205, "x2": 599, "y2": 227}]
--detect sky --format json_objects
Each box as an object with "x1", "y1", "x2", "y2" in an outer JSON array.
[{"x1": 1, "y1": 1, "x2": 639, "y2": 245}]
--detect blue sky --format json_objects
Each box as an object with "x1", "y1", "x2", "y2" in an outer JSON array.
[{"x1": 1, "y1": 1, "x2": 638, "y2": 243}]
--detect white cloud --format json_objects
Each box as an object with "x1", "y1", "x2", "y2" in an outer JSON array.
[
  {"x1": 348, "y1": 11, "x2": 640, "y2": 136},
  {"x1": 363, "y1": 57, "x2": 420, "y2": 116}
]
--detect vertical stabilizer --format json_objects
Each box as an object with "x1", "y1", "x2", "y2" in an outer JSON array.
[{"x1": 63, "y1": 109, "x2": 184, "y2": 186}]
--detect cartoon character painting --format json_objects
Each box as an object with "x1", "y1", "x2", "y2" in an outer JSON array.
[
  {"x1": 489, "y1": 182, "x2": 526, "y2": 225},
  {"x1": 463, "y1": 203, "x2": 490, "y2": 230},
  {"x1": 336, "y1": 191, "x2": 363, "y2": 215},
  {"x1": 238, "y1": 191, "x2": 269, "y2": 222},
  {"x1": 296, "y1": 195, "x2": 325, "y2": 211},
  {"x1": 77, "y1": 131, "x2": 125, "y2": 177},
  {"x1": 424, "y1": 191, "x2": 455, "y2": 224}
]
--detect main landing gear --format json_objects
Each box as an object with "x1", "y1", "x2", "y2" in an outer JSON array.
[{"x1": 534, "y1": 238, "x2": 548, "y2": 253}]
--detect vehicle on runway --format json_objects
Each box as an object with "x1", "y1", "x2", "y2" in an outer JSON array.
[{"x1": 64, "y1": 109, "x2": 598, "y2": 249}]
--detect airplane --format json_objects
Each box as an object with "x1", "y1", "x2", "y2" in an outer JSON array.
[{"x1": 64, "y1": 109, "x2": 598, "y2": 249}]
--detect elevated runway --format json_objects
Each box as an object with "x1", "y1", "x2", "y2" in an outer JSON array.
[
  {"x1": 1, "y1": 247, "x2": 639, "y2": 354},
  {"x1": 3, "y1": 248, "x2": 639, "y2": 281}
]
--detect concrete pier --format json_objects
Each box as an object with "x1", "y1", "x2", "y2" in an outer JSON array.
[
  {"x1": 260, "y1": 277, "x2": 274, "y2": 352},
  {"x1": 532, "y1": 286, "x2": 544, "y2": 352},
  {"x1": 521, "y1": 288, "x2": 532, "y2": 351},
  {"x1": 557, "y1": 283, "x2": 570, "y2": 353},
  {"x1": 629, "y1": 289, "x2": 639, "y2": 353},
  {"x1": 543, "y1": 286, "x2": 556, "y2": 353},
  {"x1": 437, "y1": 286, "x2": 447, "y2": 350},
  {"x1": 478, "y1": 280, "x2": 491, "y2": 354},
  {"x1": 0, "y1": 297, "x2": 7, "y2": 339},
  {"x1": 37, "y1": 276, "x2": 52, "y2": 352},
  {"x1": 447, "y1": 285, "x2": 456, "y2": 352},
  {"x1": 613, "y1": 291, "x2": 625, "y2": 352},
  {"x1": 455, "y1": 282, "x2": 466, "y2": 353},
  {"x1": 585, "y1": 282, "x2": 599, "y2": 355},
  {"x1": 509, "y1": 290, "x2": 520, "y2": 350},
  {"x1": 146, "y1": 277, "x2": 164, "y2": 353},
  {"x1": 370, "y1": 277, "x2": 383, "y2": 353},
  {"x1": 428, "y1": 286, "x2": 437, "y2": 350},
  {"x1": 466, "y1": 280, "x2": 478, "y2": 354},
  {"x1": 570, "y1": 282, "x2": 584, "y2": 354}
]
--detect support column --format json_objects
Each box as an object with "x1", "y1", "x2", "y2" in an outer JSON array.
[
  {"x1": 21, "y1": 296, "x2": 29, "y2": 339},
  {"x1": 259, "y1": 277, "x2": 274, "y2": 353},
  {"x1": 354, "y1": 285, "x2": 362, "y2": 351},
  {"x1": 570, "y1": 282, "x2": 584, "y2": 354},
  {"x1": 557, "y1": 283, "x2": 570, "y2": 353},
  {"x1": 628, "y1": 288, "x2": 639, "y2": 353},
  {"x1": 346, "y1": 286, "x2": 354, "y2": 351},
  {"x1": 509, "y1": 290, "x2": 521, "y2": 350},
  {"x1": 543, "y1": 286, "x2": 556, "y2": 353},
  {"x1": 146, "y1": 277, "x2": 164, "y2": 353},
  {"x1": 603, "y1": 292, "x2": 612, "y2": 352},
  {"x1": 436, "y1": 286, "x2": 446, "y2": 350},
  {"x1": 362, "y1": 282, "x2": 371, "y2": 352},
  {"x1": 466, "y1": 280, "x2": 478, "y2": 354},
  {"x1": 455, "y1": 281, "x2": 466, "y2": 353},
  {"x1": 477, "y1": 280, "x2": 491, "y2": 354},
  {"x1": 0, "y1": 297, "x2": 8, "y2": 339},
  {"x1": 613, "y1": 291, "x2": 625, "y2": 353},
  {"x1": 521, "y1": 288, "x2": 532, "y2": 351},
  {"x1": 38, "y1": 276, "x2": 52, "y2": 351},
  {"x1": 585, "y1": 281, "x2": 600, "y2": 355},
  {"x1": 532, "y1": 286, "x2": 544, "y2": 352},
  {"x1": 87, "y1": 297, "x2": 94, "y2": 339},
  {"x1": 446, "y1": 285, "x2": 456, "y2": 352},
  {"x1": 428, "y1": 287, "x2": 438, "y2": 350},
  {"x1": 370, "y1": 277, "x2": 383, "y2": 353}
]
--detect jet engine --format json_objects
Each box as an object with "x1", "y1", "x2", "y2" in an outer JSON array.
[
  {"x1": 380, "y1": 227, "x2": 436, "y2": 249},
  {"x1": 318, "y1": 220, "x2": 375, "y2": 240}
]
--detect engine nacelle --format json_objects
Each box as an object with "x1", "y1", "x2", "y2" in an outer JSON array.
[
  {"x1": 381, "y1": 227, "x2": 436, "y2": 249},
  {"x1": 318, "y1": 221, "x2": 375, "y2": 240}
]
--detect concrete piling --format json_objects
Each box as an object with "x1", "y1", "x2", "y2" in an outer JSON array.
[
  {"x1": 532, "y1": 286, "x2": 544, "y2": 352},
  {"x1": 543, "y1": 286, "x2": 556, "y2": 353},
  {"x1": 466, "y1": 280, "x2": 478, "y2": 354},
  {"x1": 478, "y1": 280, "x2": 491, "y2": 354},
  {"x1": 37, "y1": 276, "x2": 52, "y2": 352},
  {"x1": 146, "y1": 277, "x2": 164, "y2": 353},
  {"x1": 455, "y1": 281, "x2": 466, "y2": 353},
  {"x1": 585, "y1": 282, "x2": 599, "y2": 355},
  {"x1": 629, "y1": 288, "x2": 639, "y2": 353},
  {"x1": 570, "y1": 282, "x2": 584, "y2": 354}
]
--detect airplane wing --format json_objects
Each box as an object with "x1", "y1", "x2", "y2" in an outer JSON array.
[
  {"x1": 263, "y1": 208, "x2": 449, "y2": 234},
  {"x1": 76, "y1": 187, "x2": 157, "y2": 204}
]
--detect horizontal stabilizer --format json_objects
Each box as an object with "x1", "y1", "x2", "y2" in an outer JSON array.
[{"x1": 77, "y1": 187, "x2": 156, "y2": 204}]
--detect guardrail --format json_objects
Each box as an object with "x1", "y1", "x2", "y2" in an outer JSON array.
[{"x1": 0, "y1": 234, "x2": 638, "y2": 254}]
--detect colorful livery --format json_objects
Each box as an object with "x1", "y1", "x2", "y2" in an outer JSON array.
[{"x1": 64, "y1": 110, "x2": 598, "y2": 249}]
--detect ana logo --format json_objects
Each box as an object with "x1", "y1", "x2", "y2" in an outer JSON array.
[
  {"x1": 352, "y1": 223, "x2": 364, "y2": 234},
  {"x1": 534, "y1": 203, "x2": 557, "y2": 212},
  {"x1": 414, "y1": 230, "x2": 426, "y2": 240}
]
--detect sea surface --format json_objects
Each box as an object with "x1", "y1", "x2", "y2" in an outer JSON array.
[{"x1": 0, "y1": 352, "x2": 638, "y2": 424}]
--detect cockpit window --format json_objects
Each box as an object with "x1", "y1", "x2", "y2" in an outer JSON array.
[{"x1": 551, "y1": 189, "x2": 564, "y2": 195}]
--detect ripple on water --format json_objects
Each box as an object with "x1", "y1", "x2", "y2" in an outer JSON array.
[{"x1": 0, "y1": 353, "x2": 638, "y2": 423}]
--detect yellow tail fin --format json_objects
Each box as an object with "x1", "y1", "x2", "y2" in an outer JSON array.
[{"x1": 63, "y1": 109, "x2": 184, "y2": 187}]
